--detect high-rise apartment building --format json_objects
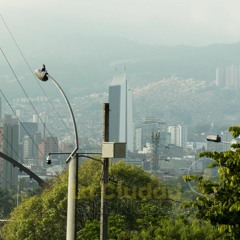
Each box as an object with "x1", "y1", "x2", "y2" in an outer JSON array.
[
  {"x1": 23, "y1": 132, "x2": 41, "y2": 160},
  {"x1": 134, "y1": 117, "x2": 167, "y2": 151},
  {"x1": 215, "y1": 65, "x2": 240, "y2": 90},
  {"x1": 226, "y1": 65, "x2": 240, "y2": 90},
  {"x1": 109, "y1": 73, "x2": 133, "y2": 152},
  {"x1": 44, "y1": 136, "x2": 59, "y2": 157},
  {"x1": 216, "y1": 68, "x2": 225, "y2": 88},
  {"x1": 168, "y1": 123, "x2": 187, "y2": 149},
  {"x1": 1, "y1": 115, "x2": 19, "y2": 189}
]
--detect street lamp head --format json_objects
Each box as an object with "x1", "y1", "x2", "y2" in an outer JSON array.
[
  {"x1": 35, "y1": 64, "x2": 48, "y2": 81},
  {"x1": 206, "y1": 135, "x2": 221, "y2": 143}
]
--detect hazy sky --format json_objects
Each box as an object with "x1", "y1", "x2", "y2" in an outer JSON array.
[{"x1": 2, "y1": 0, "x2": 240, "y2": 46}]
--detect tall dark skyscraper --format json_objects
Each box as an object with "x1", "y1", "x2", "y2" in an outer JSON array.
[
  {"x1": 108, "y1": 73, "x2": 133, "y2": 152},
  {"x1": 1, "y1": 115, "x2": 19, "y2": 189}
]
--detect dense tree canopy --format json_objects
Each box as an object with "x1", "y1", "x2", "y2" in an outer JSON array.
[
  {"x1": 0, "y1": 188, "x2": 15, "y2": 218},
  {"x1": 184, "y1": 126, "x2": 240, "y2": 239},
  {"x1": 1, "y1": 159, "x2": 220, "y2": 239}
]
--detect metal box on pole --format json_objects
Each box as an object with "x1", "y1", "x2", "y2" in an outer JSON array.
[{"x1": 102, "y1": 142, "x2": 126, "y2": 158}]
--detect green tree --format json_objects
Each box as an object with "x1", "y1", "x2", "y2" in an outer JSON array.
[
  {"x1": 1, "y1": 159, "x2": 222, "y2": 239},
  {"x1": 153, "y1": 217, "x2": 220, "y2": 240},
  {"x1": 0, "y1": 160, "x2": 167, "y2": 239},
  {"x1": 0, "y1": 173, "x2": 68, "y2": 240},
  {"x1": 184, "y1": 126, "x2": 240, "y2": 239},
  {"x1": 126, "y1": 217, "x2": 220, "y2": 240},
  {"x1": 0, "y1": 188, "x2": 15, "y2": 218}
]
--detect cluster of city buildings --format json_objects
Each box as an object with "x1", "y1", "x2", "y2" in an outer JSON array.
[
  {"x1": 0, "y1": 73, "x2": 232, "y2": 192},
  {"x1": 0, "y1": 114, "x2": 62, "y2": 189}
]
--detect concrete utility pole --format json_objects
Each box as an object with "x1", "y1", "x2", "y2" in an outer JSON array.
[
  {"x1": 66, "y1": 153, "x2": 78, "y2": 240},
  {"x1": 100, "y1": 103, "x2": 109, "y2": 240}
]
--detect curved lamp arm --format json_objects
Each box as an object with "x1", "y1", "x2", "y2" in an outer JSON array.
[
  {"x1": 47, "y1": 74, "x2": 79, "y2": 163},
  {"x1": 34, "y1": 69, "x2": 79, "y2": 163}
]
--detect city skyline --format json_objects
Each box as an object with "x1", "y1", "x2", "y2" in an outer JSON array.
[{"x1": 1, "y1": 2, "x2": 240, "y2": 237}]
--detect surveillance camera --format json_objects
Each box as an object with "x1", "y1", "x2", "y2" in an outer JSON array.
[{"x1": 46, "y1": 155, "x2": 52, "y2": 165}]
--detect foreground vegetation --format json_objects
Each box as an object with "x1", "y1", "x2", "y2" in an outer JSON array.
[
  {"x1": 0, "y1": 160, "x2": 220, "y2": 240},
  {"x1": 184, "y1": 126, "x2": 240, "y2": 239},
  {"x1": 2, "y1": 126, "x2": 240, "y2": 239}
]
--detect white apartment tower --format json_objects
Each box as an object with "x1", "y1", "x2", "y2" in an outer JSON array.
[
  {"x1": 216, "y1": 68, "x2": 225, "y2": 88},
  {"x1": 215, "y1": 65, "x2": 240, "y2": 90},
  {"x1": 168, "y1": 123, "x2": 187, "y2": 149},
  {"x1": 226, "y1": 65, "x2": 240, "y2": 90},
  {"x1": 109, "y1": 73, "x2": 133, "y2": 152}
]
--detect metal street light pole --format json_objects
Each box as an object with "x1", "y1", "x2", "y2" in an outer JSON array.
[{"x1": 35, "y1": 67, "x2": 79, "y2": 240}]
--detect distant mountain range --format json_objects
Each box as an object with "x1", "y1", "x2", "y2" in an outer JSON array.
[
  {"x1": 2, "y1": 37, "x2": 240, "y2": 98},
  {"x1": 2, "y1": 37, "x2": 240, "y2": 130},
  {"x1": 45, "y1": 38, "x2": 240, "y2": 95}
]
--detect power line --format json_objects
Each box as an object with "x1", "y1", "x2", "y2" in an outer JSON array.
[
  {"x1": 0, "y1": 90, "x2": 59, "y2": 176},
  {"x1": 1, "y1": 125, "x2": 59, "y2": 178},
  {"x1": 1, "y1": 127, "x2": 60, "y2": 179},
  {"x1": 0, "y1": 15, "x2": 79, "y2": 175},
  {"x1": 0, "y1": 173, "x2": 18, "y2": 193},
  {"x1": 0, "y1": 48, "x2": 61, "y2": 156},
  {"x1": 0, "y1": 90, "x2": 45, "y2": 157},
  {"x1": 0, "y1": 14, "x2": 73, "y2": 137},
  {"x1": 1, "y1": 133, "x2": 23, "y2": 164}
]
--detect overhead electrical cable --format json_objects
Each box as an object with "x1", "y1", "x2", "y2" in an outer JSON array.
[
  {"x1": 1, "y1": 134, "x2": 50, "y2": 185},
  {"x1": 0, "y1": 90, "x2": 45, "y2": 157},
  {"x1": 1, "y1": 91, "x2": 44, "y2": 157},
  {"x1": 0, "y1": 14, "x2": 73, "y2": 137},
  {"x1": 0, "y1": 51, "x2": 63, "y2": 176},
  {"x1": 0, "y1": 90, "x2": 59, "y2": 176},
  {"x1": 1, "y1": 124, "x2": 59, "y2": 177},
  {"x1": 1, "y1": 132, "x2": 26, "y2": 166},
  {"x1": 0, "y1": 47, "x2": 61, "y2": 155},
  {"x1": 0, "y1": 134, "x2": 42, "y2": 191},
  {"x1": 1, "y1": 15, "x2": 79, "y2": 171},
  {"x1": 1, "y1": 121, "x2": 59, "y2": 178},
  {"x1": 0, "y1": 173, "x2": 18, "y2": 193}
]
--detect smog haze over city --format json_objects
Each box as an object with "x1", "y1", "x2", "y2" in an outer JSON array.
[
  {"x1": 2, "y1": 0, "x2": 240, "y2": 47},
  {"x1": 2, "y1": 0, "x2": 240, "y2": 137},
  {"x1": 3, "y1": 1, "x2": 240, "y2": 238}
]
